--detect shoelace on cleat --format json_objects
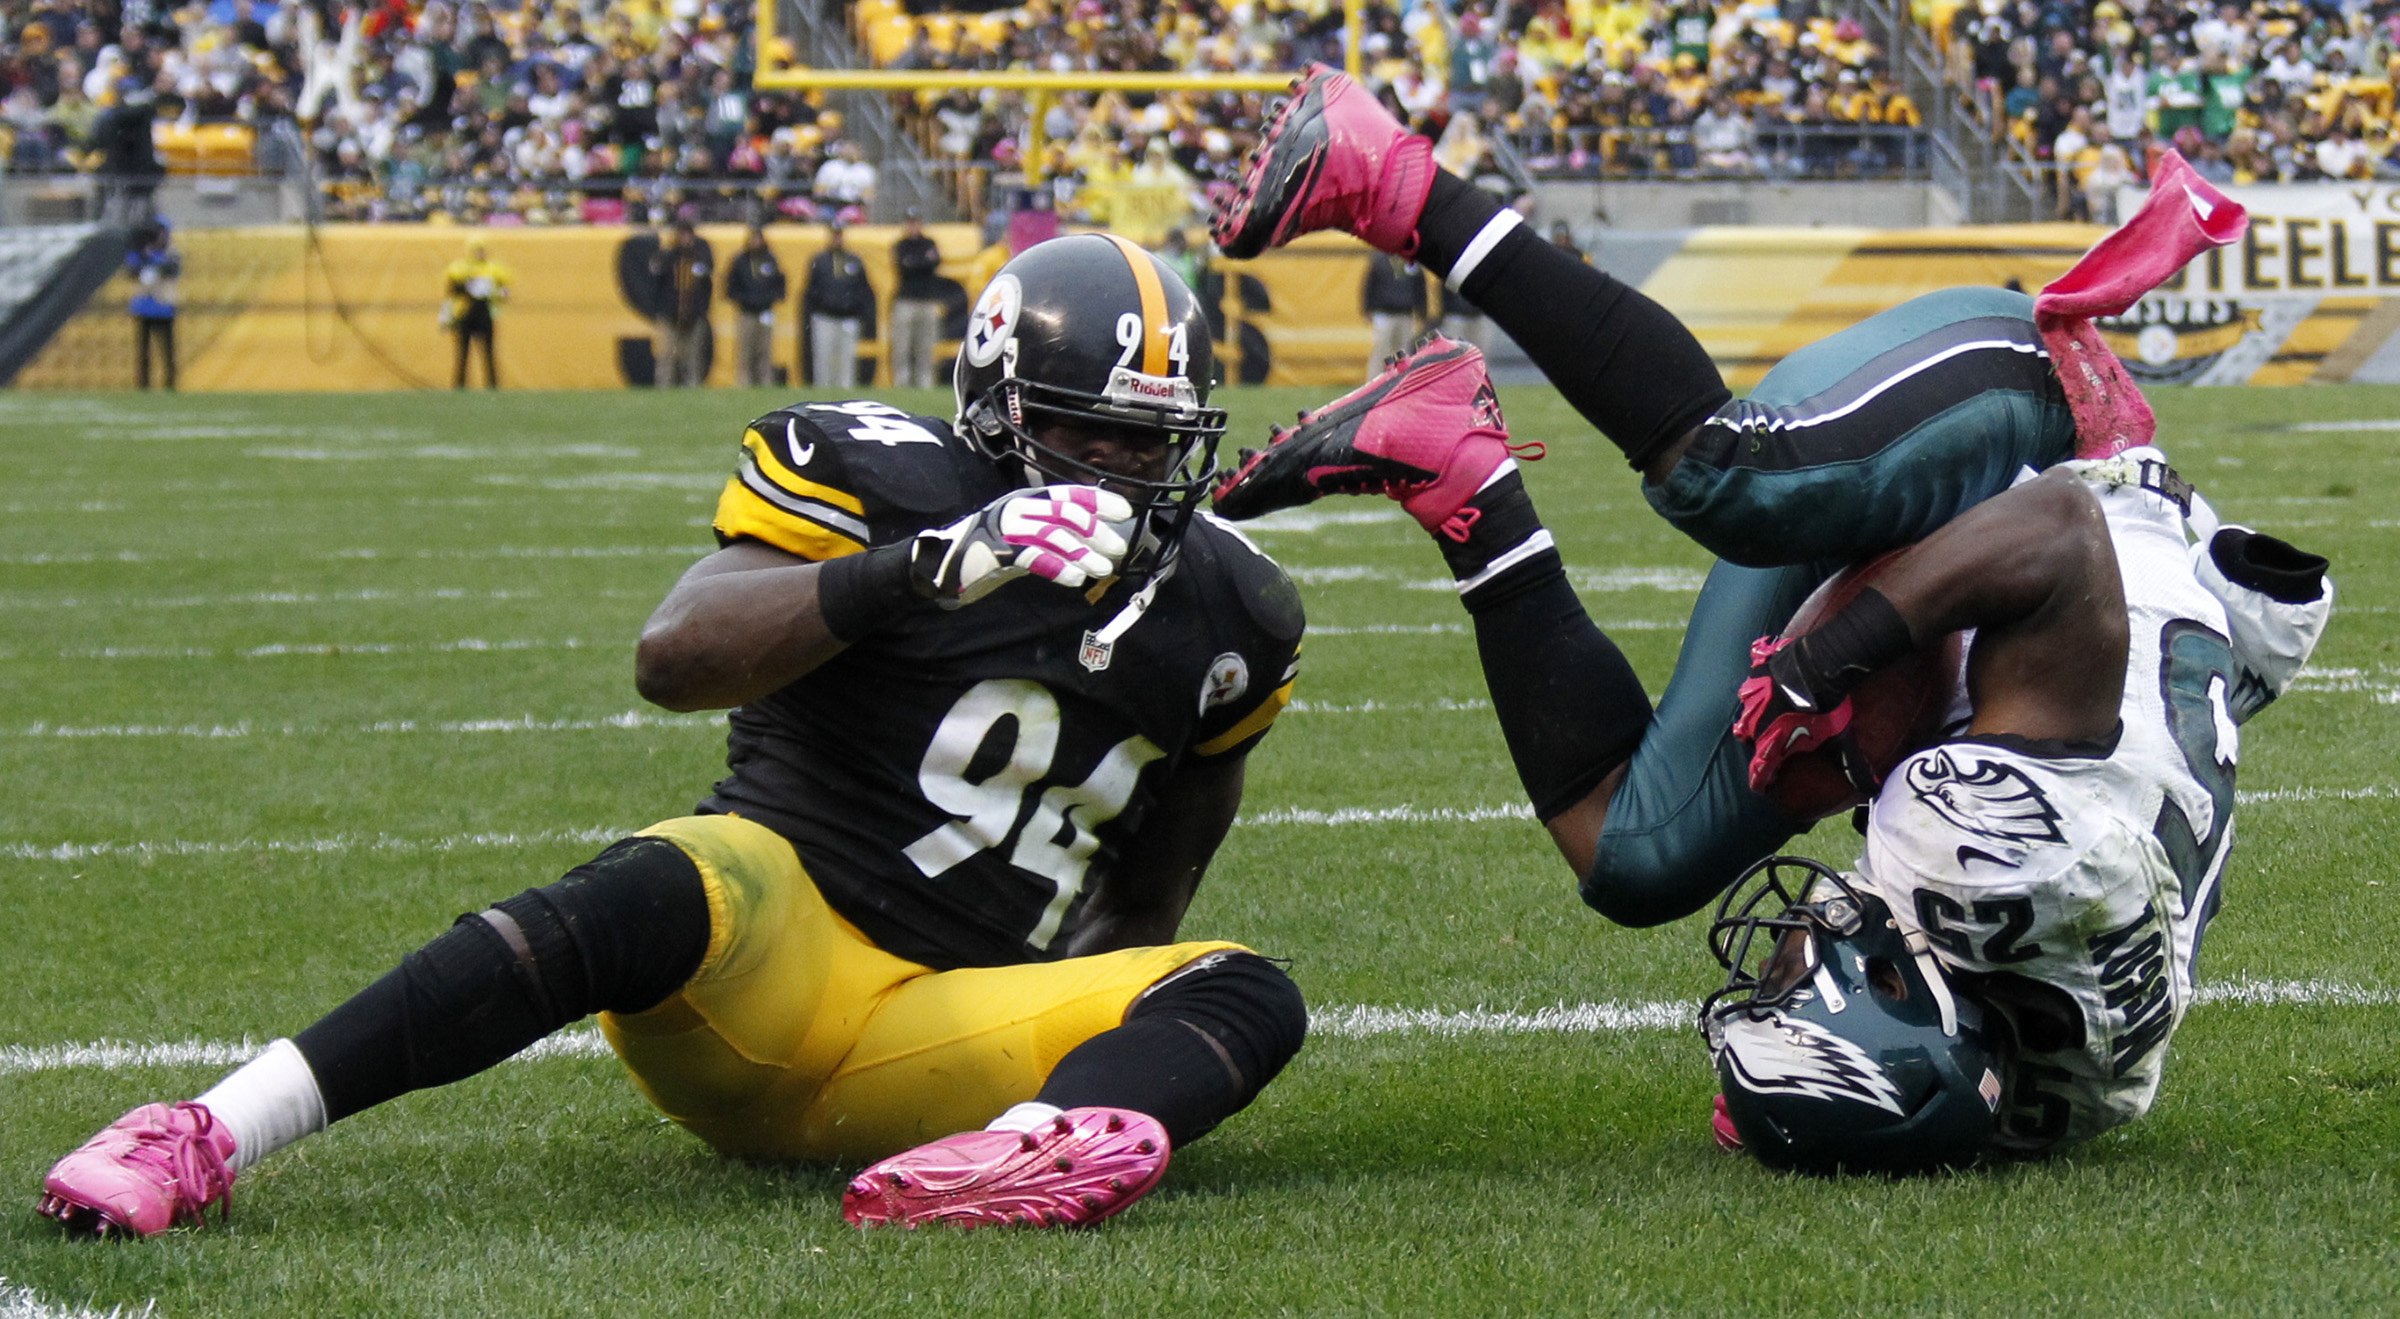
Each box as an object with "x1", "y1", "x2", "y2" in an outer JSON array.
[{"x1": 122, "y1": 1106, "x2": 234, "y2": 1225}]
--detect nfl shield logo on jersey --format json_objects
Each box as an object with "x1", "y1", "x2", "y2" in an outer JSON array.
[{"x1": 1079, "y1": 629, "x2": 1115, "y2": 673}]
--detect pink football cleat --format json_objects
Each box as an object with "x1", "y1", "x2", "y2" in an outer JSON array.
[
  {"x1": 37, "y1": 1101, "x2": 237, "y2": 1237},
  {"x1": 1212, "y1": 335, "x2": 1539, "y2": 539},
  {"x1": 1211, "y1": 62, "x2": 1436, "y2": 259},
  {"x1": 1711, "y1": 1093, "x2": 1746, "y2": 1153},
  {"x1": 842, "y1": 1107, "x2": 1170, "y2": 1229}
]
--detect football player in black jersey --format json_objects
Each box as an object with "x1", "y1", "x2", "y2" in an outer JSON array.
[{"x1": 39, "y1": 235, "x2": 1311, "y2": 1236}]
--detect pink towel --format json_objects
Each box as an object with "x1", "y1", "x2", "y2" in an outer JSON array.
[{"x1": 2034, "y1": 150, "x2": 2249, "y2": 459}]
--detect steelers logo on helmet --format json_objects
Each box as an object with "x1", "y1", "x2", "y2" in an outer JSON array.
[
  {"x1": 964, "y1": 273, "x2": 1022, "y2": 368},
  {"x1": 952, "y1": 235, "x2": 1229, "y2": 579}
]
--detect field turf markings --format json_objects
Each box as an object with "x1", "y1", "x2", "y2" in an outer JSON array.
[
  {"x1": 0, "y1": 1277, "x2": 148, "y2": 1319},
  {"x1": 6, "y1": 786, "x2": 2385, "y2": 861},
  {"x1": 6, "y1": 977, "x2": 2391, "y2": 1079}
]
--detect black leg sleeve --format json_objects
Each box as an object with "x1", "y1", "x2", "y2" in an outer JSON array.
[
  {"x1": 293, "y1": 837, "x2": 711, "y2": 1124},
  {"x1": 1458, "y1": 228, "x2": 1731, "y2": 471},
  {"x1": 1035, "y1": 953, "x2": 1306, "y2": 1147},
  {"x1": 1466, "y1": 556, "x2": 1653, "y2": 820}
]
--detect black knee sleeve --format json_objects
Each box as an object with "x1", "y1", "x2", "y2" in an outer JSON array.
[
  {"x1": 498, "y1": 835, "x2": 714, "y2": 1018},
  {"x1": 294, "y1": 837, "x2": 711, "y2": 1124},
  {"x1": 1035, "y1": 953, "x2": 1307, "y2": 1147}
]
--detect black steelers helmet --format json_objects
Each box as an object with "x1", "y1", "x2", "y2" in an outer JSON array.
[
  {"x1": 1701, "y1": 855, "x2": 2008, "y2": 1176},
  {"x1": 954, "y1": 234, "x2": 1228, "y2": 571}
]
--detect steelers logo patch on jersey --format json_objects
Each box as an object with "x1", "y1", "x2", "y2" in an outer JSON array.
[
  {"x1": 1200, "y1": 652, "x2": 1250, "y2": 713},
  {"x1": 965, "y1": 274, "x2": 1022, "y2": 368}
]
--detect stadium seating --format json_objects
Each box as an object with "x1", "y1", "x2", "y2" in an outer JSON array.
[{"x1": 6, "y1": 1, "x2": 2400, "y2": 225}]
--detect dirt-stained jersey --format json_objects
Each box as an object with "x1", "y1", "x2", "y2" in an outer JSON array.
[
  {"x1": 1858, "y1": 450, "x2": 2240, "y2": 1153},
  {"x1": 700, "y1": 401, "x2": 1303, "y2": 970}
]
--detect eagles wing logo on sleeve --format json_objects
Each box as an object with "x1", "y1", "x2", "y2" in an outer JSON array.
[
  {"x1": 1902, "y1": 749, "x2": 2067, "y2": 854},
  {"x1": 1714, "y1": 1014, "x2": 1907, "y2": 1115}
]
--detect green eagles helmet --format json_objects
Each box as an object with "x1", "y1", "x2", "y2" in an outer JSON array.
[
  {"x1": 953, "y1": 233, "x2": 1227, "y2": 573},
  {"x1": 1701, "y1": 855, "x2": 2008, "y2": 1175}
]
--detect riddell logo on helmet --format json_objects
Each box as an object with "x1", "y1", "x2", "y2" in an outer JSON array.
[{"x1": 1105, "y1": 367, "x2": 1196, "y2": 409}]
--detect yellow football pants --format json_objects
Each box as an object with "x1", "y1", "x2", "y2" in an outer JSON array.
[{"x1": 596, "y1": 815, "x2": 1245, "y2": 1163}]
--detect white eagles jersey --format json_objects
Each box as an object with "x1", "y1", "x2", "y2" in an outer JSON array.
[{"x1": 1857, "y1": 449, "x2": 2244, "y2": 1153}]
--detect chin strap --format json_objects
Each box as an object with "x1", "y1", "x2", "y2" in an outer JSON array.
[
  {"x1": 1912, "y1": 944, "x2": 1964, "y2": 1039},
  {"x1": 1089, "y1": 557, "x2": 1176, "y2": 649}
]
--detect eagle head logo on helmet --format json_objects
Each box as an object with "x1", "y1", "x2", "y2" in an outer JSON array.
[
  {"x1": 1701, "y1": 855, "x2": 2006, "y2": 1176},
  {"x1": 953, "y1": 235, "x2": 1229, "y2": 577}
]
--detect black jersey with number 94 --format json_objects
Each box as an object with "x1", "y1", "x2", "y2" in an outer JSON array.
[{"x1": 696, "y1": 403, "x2": 1303, "y2": 970}]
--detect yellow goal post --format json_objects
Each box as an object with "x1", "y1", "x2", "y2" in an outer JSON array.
[{"x1": 754, "y1": 0, "x2": 1366, "y2": 182}]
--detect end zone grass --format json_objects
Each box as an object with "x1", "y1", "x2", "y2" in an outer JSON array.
[{"x1": 2, "y1": 383, "x2": 2394, "y2": 1313}]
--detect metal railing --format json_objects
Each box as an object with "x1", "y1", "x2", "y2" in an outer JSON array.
[
  {"x1": 1851, "y1": 0, "x2": 2044, "y2": 221},
  {"x1": 1504, "y1": 123, "x2": 1932, "y2": 181},
  {"x1": 1, "y1": 170, "x2": 314, "y2": 228},
  {"x1": 778, "y1": 0, "x2": 954, "y2": 221}
]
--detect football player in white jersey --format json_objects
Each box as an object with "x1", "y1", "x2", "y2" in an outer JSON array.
[{"x1": 1206, "y1": 63, "x2": 2332, "y2": 1171}]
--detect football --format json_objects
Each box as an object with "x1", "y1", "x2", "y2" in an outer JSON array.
[{"x1": 1765, "y1": 549, "x2": 1966, "y2": 822}]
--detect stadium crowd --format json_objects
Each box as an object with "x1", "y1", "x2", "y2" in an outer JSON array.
[
  {"x1": 1954, "y1": 0, "x2": 2400, "y2": 220},
  {"x1": 6, "y1": 0, "x2": 2400, "y2": 226},
  {"x1": 0, "y1": 0, "x2": 874, "y2": 223},
  {"x1": 866, "y1": 0, "x2": 1931, "y2": 221}
]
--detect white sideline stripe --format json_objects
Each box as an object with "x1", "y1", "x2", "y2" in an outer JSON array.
[
  {"x1": 0, "y1": 588, "x2": 559, "y2": 610},
  {"x1": 247, "y1": 443, "x2": 641, "y2": 461},
  {"x1": 1316, "y1": 1001, "x2": 1690, "y2": 1037},
  {"x1": 1311, "y1": 620, "x2": 1679, "y2": 635},
  {"x1": 25, "y1": 639, "x2": 601, "y2": 661},
  {"x1": 5, "y1": 787, "x2": 2387, "y2": 860},
  {"x1": 2, "y1": 828, "x2": 628, "y2": 862},
  {"x1": 1238, "y1": 507, "x2": 1411, "y2": 533},
  {"x1": 3, "y1": 712, "x2": 714, "y2": 741},
  {"x1": 1307, "y1": 623, "x2": 1468, "y2": 636},
  {"x1": 1285, "y1": 697, "x2": 1494, "y2": 714},
  {"x1": 2287, "y1": 419, "x2": 2400, "y2": 431},
  {"x1": 3, "y1": 979, "x2": 2386, "y2": 1080},
  {"x1": 1285, "y1": 565, "x2": 1705, "y2": 594},
  {"x1": 3, "y1": 702, "x2": 1510, "y2": 739},
  {"x1": 0, "y1": 547, "x2": 694, "y2": 566},
  {"x1": 1242, "y1": 804, "x2": 1539, "y2": 825},
  {"x1": 2235, "y1": 784, "x2": 2400, "y2": 803},
  {"x1": 0, "y1": 1032, "x2": 611, "y2": 1079},
  {"x1": 0, "y1": 1279, "x2": 150, "y2": 1319}
]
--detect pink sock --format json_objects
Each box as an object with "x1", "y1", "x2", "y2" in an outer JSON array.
[{"x1": 2033, "y1": 151, "x2": 2249, "y2": 459}]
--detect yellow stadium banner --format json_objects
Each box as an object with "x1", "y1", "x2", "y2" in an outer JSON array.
[
  {"x1": 18, "y1": 222, "x2": 985, "y2": 392},
  {"x1": 21, "y1": 213, "x2": 2400, "y2": 393}
]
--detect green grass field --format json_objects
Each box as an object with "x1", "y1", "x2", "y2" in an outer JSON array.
[{"x1": 2, "y1": 381, "x2": 2395, "y2": 1315}]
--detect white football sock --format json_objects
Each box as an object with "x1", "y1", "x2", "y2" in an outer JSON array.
[
  {"x1": 195, "y1": 1038, "x2": 328, "y2": 1172},
  {"x1": 984, "y1": 1101, "x2": 1065, "y2": 1135}
]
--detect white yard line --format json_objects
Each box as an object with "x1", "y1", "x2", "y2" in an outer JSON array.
[
  {"x1": 5, "y1": 786, "x2": 2389, "y2": 861},
  {"x1": 2, "y1": 828, "x2": 627, "y2": 862},
  {"x1": 0, "y1": 1279, "x2": 151, "y2": 1319},
  {"x1": 0, "y1": 588, "x2": 556, "y2": 609},
  {"x1": 2, "y1": 977, "x2": 2385, "y2": 1081},
  {"x1": 16, "y1": 639, "x2": 604, "y2": 661},
  {"x1": 0, "y1": 547, "x2": 695, "y2": 566},
  {"x1": 1, "y1": 712, "x2": 713, "y2": 741}
]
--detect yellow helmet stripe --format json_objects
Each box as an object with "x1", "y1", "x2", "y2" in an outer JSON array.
[{"x1": 1101, "y1": 233, "x2": 1169, "y2": 376}]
